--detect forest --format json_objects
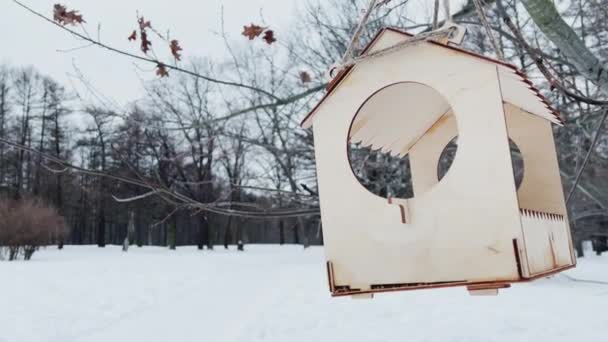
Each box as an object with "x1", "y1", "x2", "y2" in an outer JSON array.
[{"x1": 1, "y1": 0, "x2": 608, "y2": 256}]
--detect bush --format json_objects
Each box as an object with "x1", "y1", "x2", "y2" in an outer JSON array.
[{"x1": 0, "y1": 198, "x2": 67, "y2": 261}]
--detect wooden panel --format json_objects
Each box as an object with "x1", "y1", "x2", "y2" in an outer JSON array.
[
  {"x1": 503, "y1": 103, "x2": 567, "y2": 215},
  {"x1": 520, "y1": 210, "x2": 556, "y2": 275},
  {"x1": 505, "y1": 104, "x2": 575, "y2": 275},
  {"x1": 409, "y1": 113, "x2": 457, "y2": 195},
  {"x1": 520, "y1": 210, "x2": 573, "y2": 275},
  {"x1": 550, "y1": 217, "x2": 575, "y2": 267},
  {"x1": 498, "y1": 70, "x2": 559, "y2": 124}
]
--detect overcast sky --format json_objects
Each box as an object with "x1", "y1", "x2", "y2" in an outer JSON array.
[{"x1": 1, "y1": 0, "x2": 299, "y2": 107}]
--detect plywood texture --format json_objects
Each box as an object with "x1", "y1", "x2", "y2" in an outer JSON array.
[{"x1": 307, "y1": 28, "x2": 575, "y2": 297}]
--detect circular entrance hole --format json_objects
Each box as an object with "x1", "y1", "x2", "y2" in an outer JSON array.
[{"x1": 347, "y1": 82, "x2": 457, "y2": 199}]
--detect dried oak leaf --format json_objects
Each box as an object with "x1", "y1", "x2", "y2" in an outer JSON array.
[
  {"x1": 128, "y1": 30, "x2": 137, "y2": 41},
  {"x1": 299, "y1": 71, "x2": 312, "y2": 83},
  {"x1": 242, "y1": 24, "x2": 264, "y2": 40},
  {"x1": 138, "y1": 17, "x2": 151, "y2": 30},
  {"x1": 140, "y1": 31, "x2": 152, "y2": 54},
  {"x1": 53, "y1": 4, "x2": 85, "y2": 26},
  {"x1": 156, "y1": 63, "x2": 169, "y2": 78},
  {"x1": 170, "y1": 40, "x2": 182, "y2": 61},
  {"x1": 262, "y1": 30, "x2": 276, "y2": 45}
]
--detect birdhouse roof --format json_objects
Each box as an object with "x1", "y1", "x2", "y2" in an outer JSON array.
[{"x1": 300, "y1": 27, "x2": 564, "y2": 129}]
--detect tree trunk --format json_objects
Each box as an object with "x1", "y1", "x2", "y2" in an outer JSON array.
[
  {"x1": 124, "y1": 211, "x2": 135, "y2": 252},
  {"x1": 9, "y1": 247, "x2": 19, "y2": 261},
  {"x1": 279, "y1": 220, "x2": 285, "y2": 245},
  {"x1": 575, "y1": 238, "x2": 584, "y2": 258},
  {"x1": 147, "y1": 225, "x2": 153, "y2": 246},
  {"x1": 298, "y1": 217, "x2": 310, "y2": 248},
  {"x1": 223, "y1": 216, "x2": 233, "y2": 249},
  {"x1": 198, "y1": 216, "x2": 212, "y2": 250},
  {"x1": 520, "y1": 0, "x2": 608, "y2": 95},
  {"x1": 96, "y1": 208, "x2": 106, "y2": 247},
  {"x1": 168, "y1": 216, "x2": 177, "y2": 250},
  {"x1": 293, "y1": 222, "x2": 299, "y2": 244},
  {"x1": 236, "y1": 218, "x2": 244, "y2": 251},
  {"x1": 197, "y1": 217, "x2": 204, "y2": 250},
  {"x1": 136, "y1": 207, "x2": 143, "y2": 247}
]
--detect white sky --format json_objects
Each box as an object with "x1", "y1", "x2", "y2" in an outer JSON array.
[{"x1": 1, "y1": 0, "x2": 299, "y2": 107}]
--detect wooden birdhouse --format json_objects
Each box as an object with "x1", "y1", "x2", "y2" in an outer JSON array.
[{"x1": 301, "y1": 27, "x2": 576, "y2": 297}]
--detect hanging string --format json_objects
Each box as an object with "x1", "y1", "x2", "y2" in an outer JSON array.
[
  {"x1": 432, "y1": 0, "x2": 440, "y2": 29},
  {"x1": 329, "y1": 26, "x2": 455, "y2": 78},
  {"x1": 329, "y1": 0, "x2": 456, "y2": 78},
  {"x1": 472, "y1": 0, "x2": 505, "y2": 60},
  {"x1": 442, "y1": 0, "x2": 452, "y2": 22},
  {"x1": 341, "y1": 0, "x2": 379, "y2": 63}
]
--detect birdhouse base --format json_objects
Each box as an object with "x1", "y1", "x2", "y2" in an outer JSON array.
[
  {"x1": 468, "y1": 288, "x2": 499, "y2": 296},
  {"x1": 326, "y1": 261, "x2": 574, "y2": 298},
  {"x1": 466, "y1": 283, "x2": 510, "y2": 296}
]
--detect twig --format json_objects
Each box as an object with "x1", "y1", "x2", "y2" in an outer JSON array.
[
  {"x1": 341, "y1": 0, "x2": 380, "y2": 63},
  {"x1": 151, "y1": 207, "x2": 179, "y2": 228},
  {"x1": 472, "y1": 0, "x2": 504, "y2": 60},
  {"x1": 12, "y1": 0, "x2": 281, "y2": 101},
  {"x1": 0, "y1": 138, "x2": 321, "y2": 219},
  {"x1": 41, "y1": 162, "x2": 69, "y2": 174},
  {"x1": 566, "y1": 108, "x2": 608, "y2": 204},
  {"x1": 495, "y1": 0, "x2": 608, "y2": 107},
  {"x1": 112, "y1": 190, "x2": 158, "y2": 203},
  {"x1": 300, "y1": 183, "x2": 318, "y2": 196},
  {"x1": 432, "y1": 0, "x2": 440, "y2": 29}
]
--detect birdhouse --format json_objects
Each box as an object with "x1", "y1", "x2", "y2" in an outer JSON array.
[{"x1": 301, "y1": 27, "x2": 576, "y2": 297}]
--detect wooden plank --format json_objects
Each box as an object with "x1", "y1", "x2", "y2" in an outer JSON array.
[{"x1": 468, "y1": 289, "x2": 499, "y2": 296}]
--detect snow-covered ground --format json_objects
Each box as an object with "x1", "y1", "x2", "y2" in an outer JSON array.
[{"x1": 0, "y1": 245, "x2": 606, "y2": 342}]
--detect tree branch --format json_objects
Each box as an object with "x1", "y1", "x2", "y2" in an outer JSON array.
[
  {"x1": 12, "y1": 0, "x2": 281, "y2": 101},
  {"x1": 565, "y1": 108, "x2": 608, "y2": 205},
  {"x1": 518, "y1": 0, "x2": 608, "y2": 96},
  {"x1": 495, "y1": 0, "x2": 608, "y2": 107}
]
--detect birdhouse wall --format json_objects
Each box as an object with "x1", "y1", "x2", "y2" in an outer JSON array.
[
  {"x1": 503, "y1": 103, "x2": 567, "y2": 215},
  {"x1": 503, "y1": 103, "x2": 576, "y2": 274},
  {"x1": 311, "y1": 41, "x2": 528, "y2": 288}
]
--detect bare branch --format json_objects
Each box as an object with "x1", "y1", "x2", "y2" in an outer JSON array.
[
  {"x1": 112, "y1": 190, "x2": 158, "y2": 203},
  {"x1": 12, "y1": 0, "x2": 281, "y2": 101}
]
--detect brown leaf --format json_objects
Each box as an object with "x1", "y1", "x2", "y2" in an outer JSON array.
[
  {"x1": 140, "y1": 31, "x2": 152, "y2": 54},
  {"x1": 156, "y1": 64, "x2": 169, "y2": 78},
  {"x1": 138, "y1": 17, "x2": 151, "y2": 30},
  {"x1": 262, "y1": 30, "x2": 276, "y2": 45},
  {"x1": 242, "y1": 24, "x2": 264, "y2": 40},
  {"x1": 128, "y1": 30, "x2": 137, "y2": 41},
  {"x1": 170, "y1": 40, "x2": 182, "y2": 61},
  {"x1": 299, "y1": 71, "x2": 312, "y2": 83},
  {"x1": 53, "y1": 4, "x2": 85, "y2": 26}
]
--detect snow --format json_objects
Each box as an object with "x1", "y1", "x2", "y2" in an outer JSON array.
[{"x1": 0, "y1": 245, "x2": 607, "y2": 342}]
